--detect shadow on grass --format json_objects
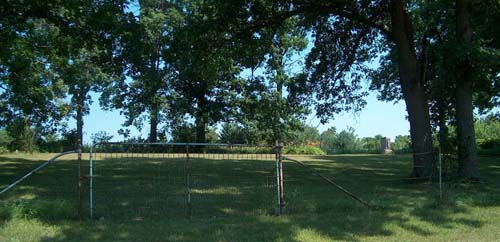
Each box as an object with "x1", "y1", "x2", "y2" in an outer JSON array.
[
  {"x1": 0, "y1": 156, "x2": 81, "y2": 225},
  {"x1": 0, "y1": 154, "x2": 498, "y2": 241}
]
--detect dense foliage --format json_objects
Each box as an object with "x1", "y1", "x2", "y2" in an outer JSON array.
[
  {"x1": 0, "y1": 0, "x2": 498, "y2": 179},
  {"x1": 475, "y1": 114, "x2": 500, "y2": 154}
]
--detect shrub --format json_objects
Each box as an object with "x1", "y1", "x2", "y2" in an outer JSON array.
[
  {"x1": 477, "y1": 139, "x2": 500, "y2": 155},
  {"x1": 0, "y1": 129, "x2": 13, "y2": 153},
  {"x1": 0, "y1": 146, "x2": 9, "y2": 154}
]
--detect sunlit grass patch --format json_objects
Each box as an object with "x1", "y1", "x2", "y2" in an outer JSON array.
[{"x1": 191, "y1": 186, "x2": 243, "y2": 195}]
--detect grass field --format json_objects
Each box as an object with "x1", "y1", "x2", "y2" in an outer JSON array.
[{"x1": 0, "y1": 153, "x2": 499, "y2": 242}]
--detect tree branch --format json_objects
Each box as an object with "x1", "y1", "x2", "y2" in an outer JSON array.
[{"x1": 288, "y1": 0, "x2": 391, "y2": 35}]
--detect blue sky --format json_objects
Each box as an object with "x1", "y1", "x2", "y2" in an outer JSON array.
[{"x1": 74, "y1": 90, "x2": 409, "y2": 144}]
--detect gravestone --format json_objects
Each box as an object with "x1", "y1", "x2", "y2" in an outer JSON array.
[{"x1": 380, "y1": 137, "x2": 392, "y2": 154}]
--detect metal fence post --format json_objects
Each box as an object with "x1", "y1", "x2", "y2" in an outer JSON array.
[
  {"x1": 275, "y1": 141, "x2": 284, "y2": 215},
  {"x1": 438, "y1": 147, "x2": 442, "y2": 201},
  {"x1": 278, "y1": 142, "x2": 284, "y2": 215},
  {"x1": 275, "y1": 141, "x2": 280, "y2": 214}
]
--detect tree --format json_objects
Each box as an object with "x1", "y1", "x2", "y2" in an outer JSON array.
[
  {"x1": 1, "y1": 0, "x2": 131, "y2": 149},
  {"x1": 218, "y1": 121, "x2": 268, "y2": 144},
  {"x1": 55, "y1": 0, "x2": 129, "y2": 147},
  {"x1": 237, "y1": 15, "x2": 311, "y2": 145},
  {"x1": 334, "y1": 127, "x2": 360, "y2": 154},
  {"x1": 168, "y1": 0, "x2": 243, "y2": 144},
  {"x1": 170, "y1": 123, "x2": 196, "y2": 143},
  {"x1": 440, "y1": 0, "x2": 499, "y2": 179},
  {"x1": 372, "y1": 0, "x2": 499, "y2": 179},
  {"x1": 102, "y1": 1, "x2": 182, "y2": 142},
  {"x1": 361, "y1": 134, "x2": 384, "y2": 153},
  {"x1": 475, "y1": 114, "x2": 500, "y2": 151},
  {"x1": 215, "y1": 0, "x2": 436, "y2": 177},
  {"x1": 117, "y1": 128, "x2": 131, "y2": 141},
  {"x1": 453, "y1": 0, "x2": 477, "y2": 179},
  {"x1": 320, "y1": 127, "x2": 337, "y2": 154},
  {"x1": 0, "y1": 129, "x2": 13, "y2": 151},
  {"x1": 39, "y1": 128, "x2": 79, "y2": 152},
  {"x1": 289, "y1": 124, "x2": 320, "y2": 146},
  {"x1": 0, "y1": 2, "x2": 69, "y2": 151},
  {"x1": 319, "y1": 126, "x2": 361, "y2": 154},
  {"x1": 6, "y1": 119, "x2": 43, "y2": 152},
  {"x1": 300, "y1": 1, "x2": 436, "y2": 176},
  {"x1": 170, "y1": 122, "x2": 217, "y2": 143},
  {"x1": 59, "y1": 48, "x2": 112, "y2": 147},
  {"x1": 392, "y1": 135, "x2": 412, "y2": 153},
  {"x1": 385, "y1": 0, "x2": 435, "y2": 177},
  {"x1": 91, "y1": 131, "x2": 114, "y2": 144},
  {"x1": 0, "y1": 130, "x2": 12, "y2": 153},
  {"x1": 219, "y1": 123, "x2": 246, "y2": 144}
]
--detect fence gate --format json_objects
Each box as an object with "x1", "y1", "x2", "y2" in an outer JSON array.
[{"x1": 88, "y1": 142, "x2": 284, "y2": 220}]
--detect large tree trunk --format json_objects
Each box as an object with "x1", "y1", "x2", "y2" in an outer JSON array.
[
  {"x1": 455, "y1": 0, "x2": 479, "y2": 180},
  {"x1": 274, "y1": 71, "x2": 284, "y2": 143},
  {"x1": 195, "y1": 95, "x2": 207, "y2": 144},
  {"x1": 437, "y1": 98, "x2": 452, "y2": 177},
  {"x1": 437, "y1": 99, "x2": 451, "y2": 155},
  {"x1": 76, "y1": 97, "x2": 84, "y2": 148},
  {"x1": 455, "y1": 75, "x2": 479, "y2": 179},
  {"x1": 149, "y1": 103, "x2": 158, "y2": 143},
  {"x1": 22, "y1": 117, "x2": 34, "y2": 153},
  {"x1": 390, "y1": 0, "x2": 435, "y2": 178}
]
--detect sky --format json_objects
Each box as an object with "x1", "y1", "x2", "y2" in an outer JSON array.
[
  {"x1": 314, "y1": 93, "x2": 409, "y2": 140},
  {"x1": 73, "y1": 90, "x2": 410, "y2": 144}
]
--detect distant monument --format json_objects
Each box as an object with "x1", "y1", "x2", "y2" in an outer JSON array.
[{"x1": 380, "y1": 137, "x2": 392, "y2": 154}]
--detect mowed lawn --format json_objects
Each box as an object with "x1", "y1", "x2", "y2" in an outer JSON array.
[{"x1": 0, "y1": 153, "x2": 499, "y2": 242}]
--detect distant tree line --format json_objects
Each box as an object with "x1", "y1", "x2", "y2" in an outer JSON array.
[{"x1": 5, "y1": 115, "x2": 499, "y2": 157}]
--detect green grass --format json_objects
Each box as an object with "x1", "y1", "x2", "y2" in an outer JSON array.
[{"x1": 0, "y1": 153, "x2": 499, "y2": 242}]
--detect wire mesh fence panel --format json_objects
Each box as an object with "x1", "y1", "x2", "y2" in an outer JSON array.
[
  {"x1": 89, "y1": 143, "x2": 279, "y2": 220},
  {"x1": 91, "y1": 152, "x2": 186, "y2": 220},
  {"x1": 280, "y1": 158, "x2": 333, "y2": 214},
  {"x1": 189, "y1": 156, "x2": 276, "y2": 218},
  {"x1": 0, "y1": 153, "x2": 82, "y2": 220},
  {"x1": 278, "y1": 155, "x2": 375, "y2": 215},
  {"x1": 281, "y1": 155, "x2": 427, "y2": 214}
]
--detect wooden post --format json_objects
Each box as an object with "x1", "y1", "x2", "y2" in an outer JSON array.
[
  {"x1": 186, "y1": 144, "x2": 191, "y2": 218},
  {"x1": 77, "y1": 140, "x2": 82, "y2": 219}
]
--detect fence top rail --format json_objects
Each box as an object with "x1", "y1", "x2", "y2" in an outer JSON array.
[
  {"x1": 92, "y1": 142, "x2": 276, "y2": 148},
  {"x1": 0, "y1": 150, "x2": 77, "y2": 195}
]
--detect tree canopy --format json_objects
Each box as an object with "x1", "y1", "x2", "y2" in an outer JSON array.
[{"x1": 1, "y1": 0, "x2": 499, "y2": 179}]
